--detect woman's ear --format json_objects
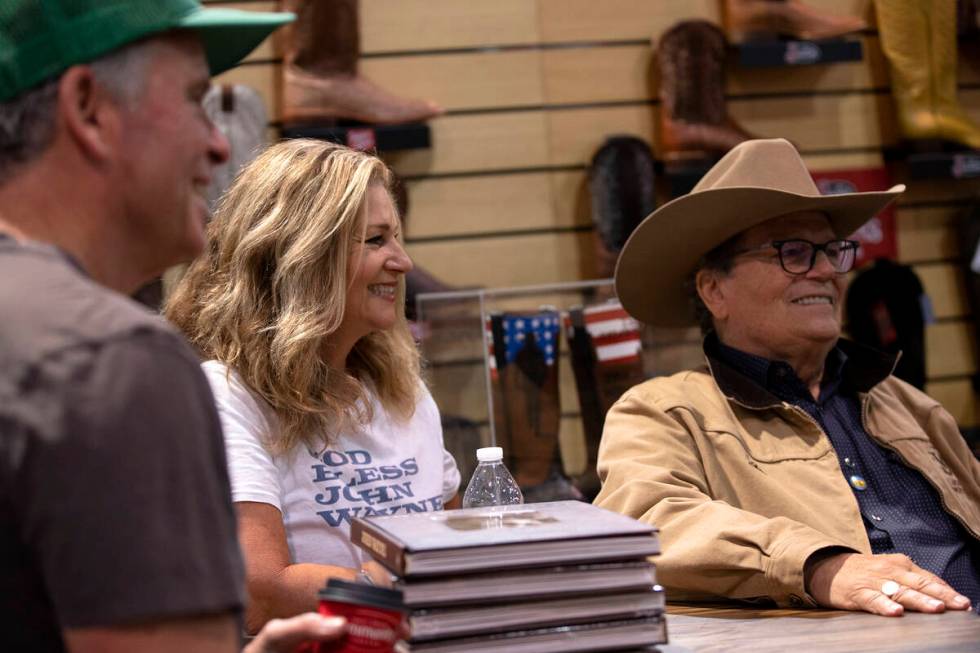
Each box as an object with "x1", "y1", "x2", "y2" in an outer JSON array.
[{"x1": 696, "y1": 267, "x2": 729, "y2": 323}]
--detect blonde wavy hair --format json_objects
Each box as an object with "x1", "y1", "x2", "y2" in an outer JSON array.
[{"x1": 166, "y1": 139, "x2": 420, "y2": 454}]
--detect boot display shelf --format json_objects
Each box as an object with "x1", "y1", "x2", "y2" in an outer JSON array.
[
  {"x1": 281, "y1": 122, "x2": 431, "y2": 152},
  {"x1": 735, "y1": 37, "x2": 863, "y2": 68},
  {"x1": 905, "y1": 150, "x2": 980, "y2": 180}
]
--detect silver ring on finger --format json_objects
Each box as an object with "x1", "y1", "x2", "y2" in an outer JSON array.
[{"x1": 881, "y1": 580, "x2": 901, "y2": 598}]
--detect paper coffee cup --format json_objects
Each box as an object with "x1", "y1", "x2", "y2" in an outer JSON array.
[{"x1": 314, "y1": 578, "x2": 406, "y2": 653}]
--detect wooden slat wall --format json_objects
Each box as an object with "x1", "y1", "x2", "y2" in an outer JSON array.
[{"x1": 205, "y1": 0, "x2": 979, "y2": 429}]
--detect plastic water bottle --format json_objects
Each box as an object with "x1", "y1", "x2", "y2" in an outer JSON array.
[{"x1": 461, "y1": 446, "x2": 524, "y2": 508}]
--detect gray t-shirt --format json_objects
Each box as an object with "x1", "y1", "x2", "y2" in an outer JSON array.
[{"x1": 0, "y1": 237, "x2": 244, "y2": 651}]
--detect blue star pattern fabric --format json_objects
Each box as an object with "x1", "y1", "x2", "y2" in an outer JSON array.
[{"x1": 495, "y1": 312, "x2": 561, "y2": 366}]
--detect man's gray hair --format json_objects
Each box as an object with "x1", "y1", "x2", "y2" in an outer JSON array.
[
  {"x1": 687, "y1": 232, "x2": 744, "y2": 336},
  {"x1": 0, "y1": 39, "x2": 154, "y2": 184}
]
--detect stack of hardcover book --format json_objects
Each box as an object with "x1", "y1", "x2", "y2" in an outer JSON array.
[{"x1": 350, "y1": 500, "x2": 665, "y2": 653}]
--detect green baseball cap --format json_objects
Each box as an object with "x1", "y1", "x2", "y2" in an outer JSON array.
[{"x1": 0, "y1": 0, "x2": 295, "y2": 102}]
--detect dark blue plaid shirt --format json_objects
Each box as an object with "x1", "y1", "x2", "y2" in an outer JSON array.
[{"x1": 714, "y1": 339, "x2": 980, "y2": 611}]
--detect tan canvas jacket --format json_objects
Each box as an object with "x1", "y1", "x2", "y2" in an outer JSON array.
[{"x1": 594, "y1": 339, "x2": 980, "y2": 608}]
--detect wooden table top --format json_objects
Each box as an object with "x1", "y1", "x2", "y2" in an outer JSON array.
[{"x1": 658, "y1": 603, "x2": 980, "y2": 653}]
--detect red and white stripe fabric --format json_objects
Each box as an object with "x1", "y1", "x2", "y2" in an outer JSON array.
[
  {"x1": 580, "y1": 302, "x2": 641, "y2": 365},
  {"x1": 484, "y1": 315, "x2": 498, "y2": 380}
]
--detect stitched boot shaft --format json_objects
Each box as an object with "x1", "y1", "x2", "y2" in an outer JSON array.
[
  {"x1": 278, "y1": 0, "x2": 441, "y2": 124},
  {"x1": 487, "y1": 313, "x2": 562, "y2": 489},
  {"x1": 282, "y1": 0, "x2": 358, "y2": 77},
  {"x1": 930, "y1": 0, "x2": 980, "y2": 148},
  {"x1": 589, "y1": 137, "x2": 657, "y2": 279},
  {"x1": 565, "y1": 311, "x2": 605, "y2": 497},
  {"x1": 657, "y1": 21, "x2": 754, "y2": 158},
  {"x1": 874, "y1": 0, "x2": 936, "y2": 138},
  {"x1": 875, "y1": 0, "x2": 980, "y2": 148},
  {"x1": 659, "y1": 22, "x2": 727, "y2": 127},
  {"x1": 845, "y1": 260, "x2": 927, "y2": 389},
  {"x1": 565, "y1": 303, "x2": 645, "y2": 500},
  {"x1": 722, "y1": 0, "x2": 866, "y2": 41}
]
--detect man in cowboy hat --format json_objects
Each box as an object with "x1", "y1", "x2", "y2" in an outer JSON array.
[
  {"x1": 0, "y1": 2, "x2": 352, "y2": 651},
  {"x1": 595, "y1": 138, "x2": 980, "y2": 617}
]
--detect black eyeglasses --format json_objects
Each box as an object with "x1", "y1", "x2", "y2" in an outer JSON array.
[{"x1": 732, "y1": 239, "x2": 860, "y2": 275}]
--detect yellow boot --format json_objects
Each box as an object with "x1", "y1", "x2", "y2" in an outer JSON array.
[
  {"x1": 930, "y1": 0, "x2": 980, "y2": 149},
  {"x1": 875, "y1": 0, "x2": 980, "y2": 149},
  {"x1": 874, "y1": 0, "x2": 939, "y2": 140}
]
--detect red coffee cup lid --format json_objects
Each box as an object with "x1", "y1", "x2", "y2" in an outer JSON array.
[{"x1": 319, "y1": 578, "x2": 406, "y2": 613}]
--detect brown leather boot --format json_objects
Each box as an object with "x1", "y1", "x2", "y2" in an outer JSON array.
[
  {"x1": 565, "y1": 302, "x2": 645, "y2": 500},
  {"x1": 657, "y1": 21, "x2": 757, "y2": 160},
  {"x1": 487, "y1": 312, "x2": 581, "y2": 501},
  {"x1": 722, "y1": 0, "x2": 867, "y2": 42},
  {"x1": 279, "y1": 0, "x2": 442, "y2": 125},
  {"x1": 589, "y1": 136, "x2": 657, "y2": 279}
]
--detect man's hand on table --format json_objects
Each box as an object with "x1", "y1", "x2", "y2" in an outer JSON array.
[
  {"x1": 242, "y1": 613, "x2": 346, "y2": 653},
  {"x1": 806, "y1": 552, "x2": 972, "y2": 617}
]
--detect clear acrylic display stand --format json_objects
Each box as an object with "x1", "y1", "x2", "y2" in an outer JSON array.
[{"x1": 415, "y1": 280, "x2": 703, "y2": 502}]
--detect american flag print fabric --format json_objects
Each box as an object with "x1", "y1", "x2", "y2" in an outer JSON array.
[
  {"x1": 566, "y1": 301, "x2": 642, "y2": 366},
  {"x1": 486, "y1": 311, "x2": 561, "y2": 379}
]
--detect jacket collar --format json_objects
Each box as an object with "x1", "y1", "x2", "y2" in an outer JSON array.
[{"x1": 703, "y1": 333, "x2": 899, "y2": 409}]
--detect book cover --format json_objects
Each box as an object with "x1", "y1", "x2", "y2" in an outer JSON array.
[
  {"x1": 395, "y1": 615, "x2": 667, "y2": 653},
  {"x1": 351, "y1": 500, "x2": 659, "y2": 576},
  {"x1": 397, "y1": 561, "x2": 657, "y2": 607},
  {"x1": 409, "y1": 587, "x2": 665, "y2": 641}
]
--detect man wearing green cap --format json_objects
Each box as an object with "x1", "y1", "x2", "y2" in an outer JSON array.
[{"x1": 0, "y1": 2, "x2": 351, "y2": 652}]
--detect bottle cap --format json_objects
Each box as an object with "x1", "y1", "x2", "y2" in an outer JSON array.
[{"x1": 476, "y1": 446, "x2": 503, "y2": 462}]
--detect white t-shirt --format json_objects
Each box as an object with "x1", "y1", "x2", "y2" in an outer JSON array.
[{"x1": 202, "y1": 361, "x2": 461, "y2": 569}]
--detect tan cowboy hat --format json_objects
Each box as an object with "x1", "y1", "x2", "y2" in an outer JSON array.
[{"x1": 615, "y1": 138, "x2": 905, "y2": 327}]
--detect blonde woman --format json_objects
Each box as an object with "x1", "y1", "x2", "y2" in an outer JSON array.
[{"x1": 166, "y1": 139, "x2": 460, "y2": 632}]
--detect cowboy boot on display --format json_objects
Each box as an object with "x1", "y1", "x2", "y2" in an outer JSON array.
[
  {"x1": 845, "y1": 259, "x2": 928, "y2": 389},
  {"x1": 931, "y1": 0, "x2": 980, "y2": 149},
  {"x1": 565, "y1": 301, "x2": 645, "y2": 500},
  {"x1": 657, "y1": 21, "x2": 757, "y2": 161},
  {"x1": 589, "y1": 136, "x2": 657, "y2": 280},
  {"x1": 722, "y1": 0, "x2": 866, "y2": 42},
  {"x1": 279, "y1": 0, "x2": 442, "y2": 125},
  {"x1": 486, "y1": 313, "x2": 582, "y2": 502},
  {"x1": 875, "y1": 0, "x2": 980, "y2": 150}
]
